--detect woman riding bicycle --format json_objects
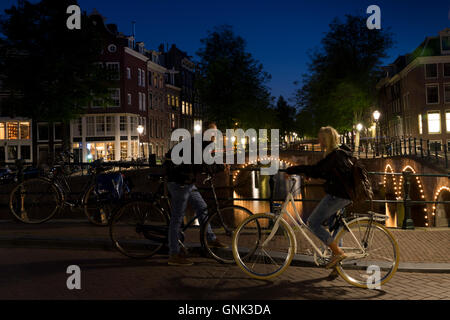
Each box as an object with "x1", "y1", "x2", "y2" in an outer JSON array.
[{"x1": 285, "y1": 126, "x2": 353, "y2": 269}]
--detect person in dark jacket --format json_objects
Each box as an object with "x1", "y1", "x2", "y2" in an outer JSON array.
[
  {"x1": 285, "y1": 126, "x2": 353, "y2": 269},
  {"x1": 163, "y1": 121, "x2": 227, "y2": 266}
]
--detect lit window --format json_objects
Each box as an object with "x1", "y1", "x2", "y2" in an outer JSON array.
[
  {"x1": 128, "y1": 93, "x2": 132, "y2": 105},
  {"x1": 427, "y1": 111, "x2": 441, "y2": 133},
  {"x1": 418, "y1": 114, "x2": 423, "y2": 134},
  {"x1": 172, "y1": 96, "x2": 175, "y2": 107},
  {"x1": 7, "y1": 122, "x2": 18, "y2": 140},
  {"x1": 167, "y1": 94, "x2": 171, "y2": 106},
  {"x1": 0, "y1": 122, "x2": 5, "y2": 139},
  {"x1": 446, "y1": 111, "x2": 450, "y2": 133}
]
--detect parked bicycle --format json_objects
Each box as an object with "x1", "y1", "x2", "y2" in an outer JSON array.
[
  {"x1": 109, "y1": 171, "x2": 254, "y2": 264},
  {"x1": 232, "y1": 176, "x2": 400, "y2": 289},
  {"x1": 9, "y1": 152, "x2": 131, "y2": 225}
]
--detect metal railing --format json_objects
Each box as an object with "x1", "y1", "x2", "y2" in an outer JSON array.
[{"x1": 224, "y1": 167, "x2": 450, "y2": 230}]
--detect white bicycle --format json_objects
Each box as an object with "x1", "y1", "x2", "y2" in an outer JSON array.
[{"x1": 232, "y1": 177, "x2": 400, "y2": 289}]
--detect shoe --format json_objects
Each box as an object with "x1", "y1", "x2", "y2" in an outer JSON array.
[
  {"x1": 168, "y1": 253, "x2": 193, "y2": 266},
  {"x1": 207, "y1": 239, "x2": 228, "y2": 249},
  {"x1": 325, "y1": 254, "x2": 346, "y2": 269}
]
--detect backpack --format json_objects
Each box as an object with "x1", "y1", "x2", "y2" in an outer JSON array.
[{"x1": 334, "y1": 151, "x2": 374, "y2": 204}]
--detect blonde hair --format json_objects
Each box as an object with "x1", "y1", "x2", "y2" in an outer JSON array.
[{"x1": 318, "y1": 126, "x2": 340, "y2": 155}]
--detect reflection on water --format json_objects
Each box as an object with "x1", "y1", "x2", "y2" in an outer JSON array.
[{"x1": 233, "y1": 167, "x2": 304, "y2": 220}]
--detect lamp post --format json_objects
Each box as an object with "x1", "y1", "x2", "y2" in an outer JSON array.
[
  {"x1": 373, "y1": 110, "x2": 381, "y2": 156},
  {"x1": 137, "y1": 125, "x2": 144, "y2": 159}
]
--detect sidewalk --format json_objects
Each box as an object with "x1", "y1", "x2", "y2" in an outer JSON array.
[{"x1": 0, "y1": 219, "x2": 449, "y2": 273}]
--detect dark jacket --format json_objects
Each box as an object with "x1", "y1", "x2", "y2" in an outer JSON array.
[
  {"x1": 285, "y1": 144, "x2": 353, "y2": 200},
  {"x1": 163, "y1": 137, "x2": 224, "y2": 185}
]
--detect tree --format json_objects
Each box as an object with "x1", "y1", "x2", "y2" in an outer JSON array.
[
  {"x1": 196, "y1": 25, "x2": 274, "y2": 130},
  {"x1": 274, "y1": 95, "x2": 297, "y2": 139},
  {"x1": 295, "y1": 15, "x2": 394, "y2": 136},
  {"x1": 0, "y1": 0, "x2": 112, "y2": 123}
]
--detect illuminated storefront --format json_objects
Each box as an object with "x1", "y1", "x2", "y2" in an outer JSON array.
[
  {"x1": 70, "y1": 113, "x2": 146, "y2": 162},
  {"x1": 0, "y1": 118, "x2": 32, "y2": 163}
]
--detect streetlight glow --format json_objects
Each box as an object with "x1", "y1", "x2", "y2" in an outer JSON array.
[
  {"x1": 356, "y1": 123, "x2": 363, "y2": 132},
  {"x1": 137, "y1": 125, "x2": 144, "y2": 135},
  {"x1": 373, "y1": 110, "x2": 381, "y2": 121},
  {"x1": 194, "y1": 124, "x2": 201, "y2": 133}
]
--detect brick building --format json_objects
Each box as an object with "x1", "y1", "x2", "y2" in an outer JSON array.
[{"x1": 377, "y1": 28, "x2": 450, "y2": 152}]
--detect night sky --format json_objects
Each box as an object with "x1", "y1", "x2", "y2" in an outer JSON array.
[{"x1": 1, "y1": 0, "x2": 449, "y2": 103}]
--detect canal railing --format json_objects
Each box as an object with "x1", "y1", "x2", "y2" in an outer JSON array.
[{"x1": 224, "y1": 167, "x2": 450, "y2": 230}]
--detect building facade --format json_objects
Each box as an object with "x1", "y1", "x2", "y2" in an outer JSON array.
[{"x1": 377, "y1": 28, "x2": 450, "y2": 152}]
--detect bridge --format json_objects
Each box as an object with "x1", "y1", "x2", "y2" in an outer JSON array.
[{"x1": 231, "y1": 148, "x2": 450, "y2": 229}]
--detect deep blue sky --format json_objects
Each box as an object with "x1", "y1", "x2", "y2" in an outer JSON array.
[{"x1": 1, "y1": 0, "x2": 449, "y2": 103}]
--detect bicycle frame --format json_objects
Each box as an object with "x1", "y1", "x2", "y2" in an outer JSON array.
[{"x1": 263, "y1": 178, "x2": 367, "y2": 260}]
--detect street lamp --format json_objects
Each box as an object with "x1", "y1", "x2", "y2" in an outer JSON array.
[
  {"x1": 373, "y1": 110, "x2": 381, "y2": 156},
  {"x1": 137, "y1": 125, "x2": 144, "y2": 159}
]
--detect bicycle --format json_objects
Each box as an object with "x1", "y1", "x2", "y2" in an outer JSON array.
[
  {"x1": 232, "y1": 175, "x2": 400, "y2": 289},
  {"x1": 109, "y1": 171, "x2": 254, "y2": 264},
  {"x1": 9, "y1": 153, "x2": 131, "y2": 225}
]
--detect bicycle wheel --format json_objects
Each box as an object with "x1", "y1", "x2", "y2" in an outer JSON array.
[
  {"x1": 83, "y1": 184, "x2": 116, "y2": 226},
  {"x1": 109, "y1": 200, "x2": 169, "y2": 259},
  {"x1": 9, "y1": 178, "x2": 61, "y2": 224},
  {"x1": 201, "y1": 205, "x2": 253, "y2": 264},
  {"x1": 334, "y1": 218, "x2": 400, "y2": 289},
  {"x1": 232, "y1": 213, "x2": 296, "y2": 280}
]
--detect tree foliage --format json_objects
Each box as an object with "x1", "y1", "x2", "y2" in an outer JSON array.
[
  {"x1": 0, "y1": 0, "x2": 112, "y2": 122},
  {"x1": 295, "y1": 15, "x2": 394, "y2": 136},
  {"x1": 196, "y1": 25, "x2": 274, "y2": 130}
]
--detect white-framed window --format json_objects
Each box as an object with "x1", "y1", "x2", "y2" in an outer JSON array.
[
  {"x1": 426, "y1": 84, "x2": 439, "y2": 104},
  {"x1": 106, "y1": 116, "x2": 114, "y2": 135},
  {"x1": 446, "y1": 110, "x2": 450, "y2": 133},
  {"x1": 73, "y1": 118, "x2": 82, "y2": 137},
  {"x1": 106, "y1": 62, "x2": 120, "y2": 80},
  {"x1": 425, "y1": 64, "x2": 438, "y2": 78},
  {"x1": 143, "y1": 94, "x2": 146, "y2": 111},
  {"x1": 126, "y1": 67, "x2": 131, "y2": 80},
  {"x1": 108, "y1": 88, "x2": 120, "y2": 107},
  {"x1": 128, "y1": 93, "x2": 132, "y2": 105},
  {"x1": 138, "y1": 92, "x2": 142, "y2": 111},
  {"x1": 148, "y1": 93, "x2": 153, "y2": 109},
  {"x1": 120, "y1": 116, "x2": 127, "y2": 133},
  {"x1": 142, "y1": 71, "x2": 145, "y2": 87},
  {"x1": 444, "y1": 63, "x2": 450, "y2": 78},
  {"x1": 86, "y1": 117, "x2": 95, "y2": 136},
  {"x1": 427, "y1": 111, "x2": 441, "y2": 134},
  {"x1": 96, "y1": 116, "x2": 105, "y2": 135},
  {"x1": 137, "y1": 69, "x2": 141, "y2": 86},
  {"x1": 444, "y1": 84, "x2": 450, "y2": 103}
]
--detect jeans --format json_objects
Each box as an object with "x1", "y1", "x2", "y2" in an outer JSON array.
[
  {"x1": 306, "y1": 194, "x2": 352, "y2": 246},
  {"x1": 167, "y1": 182, "x2": 216, "y2": 255}
]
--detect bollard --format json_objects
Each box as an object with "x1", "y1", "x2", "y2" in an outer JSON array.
[{"x1": 401, "y1": 171, "x2": 415, "y2": 230}]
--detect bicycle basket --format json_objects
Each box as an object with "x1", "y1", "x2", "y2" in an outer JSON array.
[{"x1": 95, "y1": 172, "x2": 125, "y2": 200}]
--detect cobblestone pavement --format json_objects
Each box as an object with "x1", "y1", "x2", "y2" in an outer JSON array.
[
  {"x1": 0, "y1": 247, "x2": 448, "y2": 300},
  {"x1": 0, "y1": 220, "x2": 449, "y2": 264}
]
